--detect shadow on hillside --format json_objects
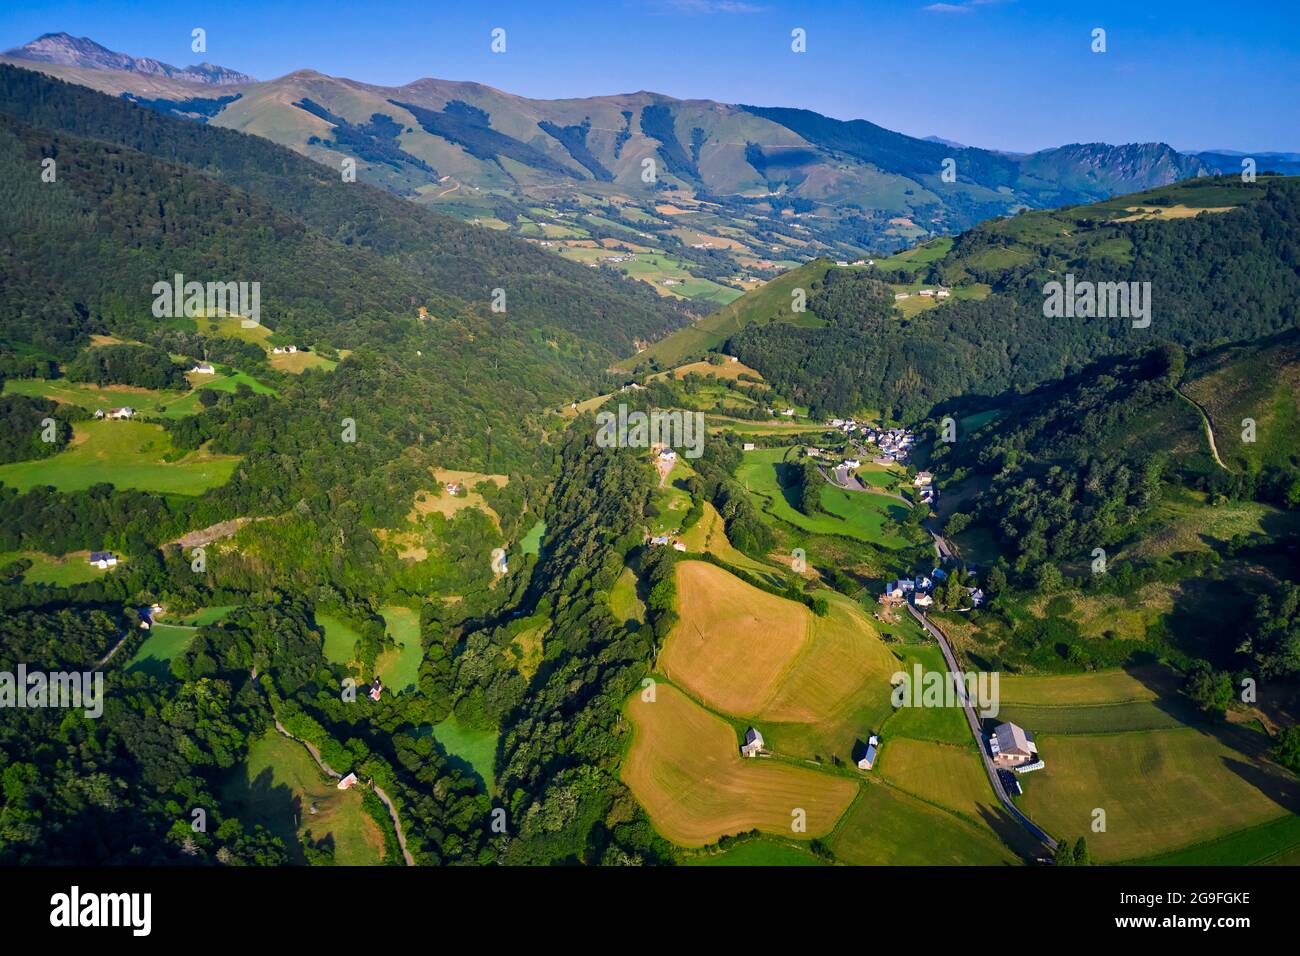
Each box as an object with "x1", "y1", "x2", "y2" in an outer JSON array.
[
  {"x1": 1125, "y1": 664, "x2": 1300, "y2": 814},
  {"x1": 221, "y1": 765, "x2": 307, "y2": 864},
  {"x1": 972, "y1": 801, "x2": 1041, "y2": 864}
]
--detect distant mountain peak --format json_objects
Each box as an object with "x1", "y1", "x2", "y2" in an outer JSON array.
[{"x1": 4, "y1": 32, "x2": 254, "y2": 86}]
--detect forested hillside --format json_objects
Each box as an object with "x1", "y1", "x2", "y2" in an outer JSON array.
[
  {"x1": 728, "y1": 177, "x2": 1300, "y2": 420},
  {"x1": 0, "y1": 63, "x2": 691, "y2": 867},
  {"x1": 0, "y1": 64, "x2": 692, "y2": 361}
]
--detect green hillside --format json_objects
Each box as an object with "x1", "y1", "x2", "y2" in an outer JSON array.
[{"x1": 620, "y1": 259, "x2": 834, "y2": 371}]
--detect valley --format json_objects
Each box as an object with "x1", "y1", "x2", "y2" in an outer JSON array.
[{"x1": 0, "y1": 21, "x2": 1297, "y2": 887}]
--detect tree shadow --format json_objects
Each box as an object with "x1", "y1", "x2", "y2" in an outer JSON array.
[{"x1": 221, "y1": 765, "x2": 308, "y2": 864}]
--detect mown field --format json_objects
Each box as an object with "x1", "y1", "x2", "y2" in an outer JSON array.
[
  {"x1": 674, "y1": 500, "x2": 784, "y2": 583},
  {"x1": 1019, "y1": 724, "x2": 1300, "y2": 862},
  {"x1": 0, "y1": 419, "x2": 240, "y2": 495},
  {"x1": 222, "y1": 731, "x2": 385, "y2": 865},
  {"x1": 997, "y1": 665, "x2": 1191, "y2": 734},
  {"x1": 607, "y1": 566, "x2": 646, "y2": 625},
  {"x1": 376, "y1": 606, "x2": 423, "y2": 692},
  {"x1": 317, "y1": 612, "x2": 363, "y2": 666},
  {"x1": 427, "y1": 715, "x2": 497, "y2": 793},
  {"x1": 4, "y1": 370, "x2": 277, "y2": 419},
  {"x1": 627, "y1": 559, "x2": 1030, "y2": 862},
  {"x1": 127, "y1": 624, "x2": 197, "y2": 678},
  {"x1": 0, "y1": 549, "x2": 108, "y2": 586},
  {"x1": 621, "y1": 683, "x2": 859, "y2": 847},
  {"x1": 828, "y1": 782, "x2": 1019, "y2": 865}
]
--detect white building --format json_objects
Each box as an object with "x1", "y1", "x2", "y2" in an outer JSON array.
[
  {"x1": 741, "y1": 727, "x2": 765, "y2": 757},
  {"x1": 190, "y1": 362, "x2": 216, "y2": 374},
  {"x1": 857, "y1": 735, "x2": 880, "y2": 770}
]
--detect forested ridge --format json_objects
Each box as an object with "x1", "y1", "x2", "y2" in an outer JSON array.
[
  {"x1": 730, "y1": 178, "x2": 1300, "y2": 420},
  {"x1": 0, "y1": 64, "x2": 693, "y2": 360}
]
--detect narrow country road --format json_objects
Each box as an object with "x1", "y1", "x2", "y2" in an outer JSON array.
[
  {"x1": 905, "y1": 603, "x2": 1057, "y2": 853},
  {"x1": 817, "y1": 462, "x2": 912, "y2": 505},
  {"x1": 97, "y1": 630, "x2": 132, "y2": 667},
  {"x1": 273, "y1": 719, "x2": 416, "y2": 866},
  {"x1": 1176, "y1": 388, "x2": 1228, "y2": 471}
]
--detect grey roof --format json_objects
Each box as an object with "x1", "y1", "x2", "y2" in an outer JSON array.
[{"x1": 993, "y1": 722, "x2": 1036, "y2": 757}]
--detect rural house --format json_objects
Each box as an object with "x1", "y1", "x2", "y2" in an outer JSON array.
[
  {"x1": 190, "y1": 362, "x2": 216, "y2": 374},
  {"x1": 337, "y1": 772, "x2": 359, "y2": 790},
  {"x1": 106, "y1": 407, "x2": 135, "y2": 420},
  {"x1": 740, "y1": 727, "x2": 765, "y2": 757},
  {"x1": 368, "y1": 677, "x2": 383, "y2": 702},
  {"x1": 87, "y1": 551, "x2": 118, "y2": 569},
  {"x1": 858, "y1": 735, "x2": 880, "y2": 771},
  {"x1": 989, "y1": 722, "x2": 1038, "y2": 767}
]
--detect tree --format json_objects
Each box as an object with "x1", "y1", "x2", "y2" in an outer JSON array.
[
  {"x1": 1073, "y1": 836, "x2": 1091, "y2": 866},
  {"x1": 1184, "y1": 660, "x2": 1233, "y2": 716},
  {"x1": 1273, "y1": 726, "x2": 1300, "y2": 775},
  {"x1": 1055, "y1": 840, "x2": 1076, "y2": 866}
]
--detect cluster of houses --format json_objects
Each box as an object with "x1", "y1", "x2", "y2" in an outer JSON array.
[
  {"x1": 824, "y1": 420, "x2": 916, "y2": 465},
  {"x1": 603, "y1": 254, "x2": 635, "y2": 264},
  {"x1": 871, "y1": 427, "x2": 915, "y2": 465},
  {"x1": 444, "y1": 481, "x2": 463, "y2": 496},
  {"x1": 879, "y1": 567, "x2": 985, "y2": 612},
  {"x1": 648, "y1": 534, "x2": 688, "y2": 552},
  {"x1": 894, "y1": 287, "x2": 951, "y2": 301},
  {"x1": 834, "y1": 259, "x2": 874, "y2": 267},
  {"x1": 913, "y1": 470, "x2": 937, "y2": 506},
  {"x1": 92, "y1": 407, "x2": 135, "y2": 420}
]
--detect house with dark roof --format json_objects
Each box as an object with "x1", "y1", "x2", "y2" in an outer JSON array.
[{"x1": 990, "y1": 721, "x2": 1038, "y2": 767}]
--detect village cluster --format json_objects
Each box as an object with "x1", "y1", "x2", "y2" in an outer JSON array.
[{"x1": 879, "y1": 567, "x2": 985, "y2": 611}]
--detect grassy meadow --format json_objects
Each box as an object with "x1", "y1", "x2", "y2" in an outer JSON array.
[{"x1": 0, "y1": 419, "x2": 239, "y2": 495}]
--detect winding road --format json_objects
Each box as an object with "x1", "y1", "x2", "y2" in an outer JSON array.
[
  {"x1": 273, "y1": 719, "x2": 416, "y2": 866},
  {"x1": 1176, "y1": 387, "x2": 1229, "y2": 470},
  {"x1": 906, "y1": 602, "x2": 1057, "y2": 853},
  {"x1": 824, "y1": 458, "x2": 1055, "y2": 852}
]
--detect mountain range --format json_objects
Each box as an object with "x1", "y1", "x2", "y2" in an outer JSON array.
[{"x1": 5, "y1": 32, "x2": 1299, "y2": 312}]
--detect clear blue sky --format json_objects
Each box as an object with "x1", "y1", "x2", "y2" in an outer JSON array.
[{"x1": 2, "y1": 0, "x2": 1296, "y2": 153}]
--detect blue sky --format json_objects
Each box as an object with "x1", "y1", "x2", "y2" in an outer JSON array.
[{"x1": 2, "y1": 0, "x2": 1296, "y2": 152}]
